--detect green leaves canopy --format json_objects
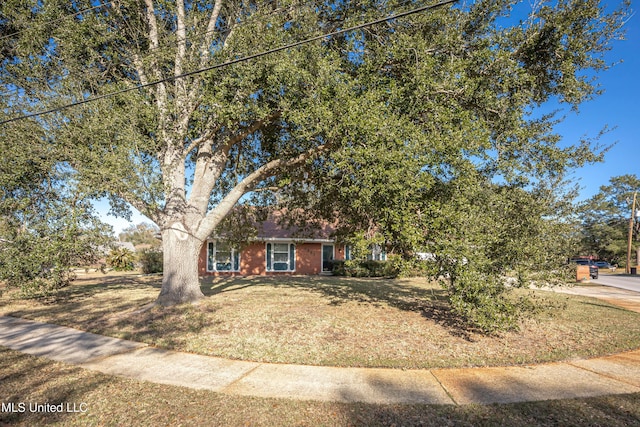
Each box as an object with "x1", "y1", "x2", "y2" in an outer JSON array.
[{"x1": 0, "y1": 0, "x2": 630, "y2": 318}]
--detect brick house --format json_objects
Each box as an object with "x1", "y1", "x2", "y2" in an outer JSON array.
[{"x1": 198, "y1": 211, "x2": 350, "y2": 276}]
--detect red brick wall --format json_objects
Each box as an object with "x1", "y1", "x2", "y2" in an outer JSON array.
[
  {"x1": 240, "y1": 242, "x2": 267, "y2": 275},
  {"x1": 295, "y1": 243, "x2": 321, "y2": 275},
  {"x1": 198, "y1": 241, "x2": 346, "y2": 276}
]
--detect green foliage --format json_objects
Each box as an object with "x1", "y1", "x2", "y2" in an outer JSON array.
[
  {"x1": 429, "y1": 178, "x2": 580, "y2": 330},
  {"x1": 0, "y1": 196, "x2": 113, "y2": 298},
  {"x1": 119, "y1": 223, "x2": 161, "y2": 249},
  {"x1": 386, "y1": 255, "x2": 435, "y2": 279},
  {"x1": 333, "y1": 253, "x2": 433, "y2": 279},
  {"x1": 332, "y1": 260, "x2": 398, "y2": 278},
  {"x1": 138, "y1": 249, "x2": 163, "y2": 274},
  {"x1": 106, "y1": 247, "x2": 135, "y2": 271},
  {"x1": 446, "y1": 267, "x2": 520, "y2": 333},
  {"x1": 578, "y1": 174, "x2": 640, "y2": 264}
]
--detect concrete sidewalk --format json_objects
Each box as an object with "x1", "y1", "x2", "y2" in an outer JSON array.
[
  {"x1": 1, "y1": 315, "x2": 639, "y2": 405},
  {"x1": 547, "y1": 283, "x2": 640, "y2": 314}
]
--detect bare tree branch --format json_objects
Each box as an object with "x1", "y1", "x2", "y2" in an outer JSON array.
[
  {"x1": 187, "y1": 0, "x2": 224, "y2": 102},
  {"x1": 142, "y1": 0, "x2": 168, "y2": 139},
  {"x1": 175, "y1": 0, "x2": 188, "y2": 115}
]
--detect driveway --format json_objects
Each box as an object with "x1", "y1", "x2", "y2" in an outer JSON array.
[{"x1": 592, "y1": 274, "x2": 640, "y2": 293}]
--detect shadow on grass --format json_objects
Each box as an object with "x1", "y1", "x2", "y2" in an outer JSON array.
[
  {"x1": 336, "y1": 393, "x2": 640, "y2": 426},
  {"x1": 205, "y1": 276, "x2": 258, "y2": 296},
  {"x1": 0, "y1": 273, "x2": 163, "y2": 311},
  {"x1": 1, "y1": 274, "x2": 168, "y2": 339},
  {"x1": 201, "y1": 275, "x2": 477, "y2": 337},
  {"x1": 54, "y1": 274, "x2": 162, "y2": 301},
  {"x1": 0, "y1": 348, "x2": 109, "y2": 426},
  {"x1": 3, "y1": 273, "x2": 474, "y2": 340},
  {"x1": 580, "y1": 300, "x2": 631, "y2": 312}
]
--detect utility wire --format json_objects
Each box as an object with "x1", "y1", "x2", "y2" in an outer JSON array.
[
  {"x1": 0, "y1": 0, "x2": 369, "y2": 97},
  {"x1": 0, "y1": 0, "x2": 458, "y2": 126},
  {"x1": 0, "y1": 0, "x2": 417, "y2": 101},
  {"x1": 3, "y1": 0, "x2": 416, "y2": 68},
  {"x1": 126, "y1": 0, "x2": 424, "y2": 56},
  {"x1": 0, "y1": 0, "x2": 419, "y2": 88}
]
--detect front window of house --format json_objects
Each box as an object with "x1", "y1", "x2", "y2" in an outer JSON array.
[
  {"x1": 344, "y1": 244, "x2": 386, "y2": 261},
  {"x1": 207, "y1": 241, "x2": 240, "y2": 272},
  {"x1": 266, "y1": 242, "x2": 296, "y2": 271},
  {"x1": 367, "y1": 244, "x2": 386, "y2": 261}
]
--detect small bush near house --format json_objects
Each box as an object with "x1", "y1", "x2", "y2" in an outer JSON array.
[
  {"x1": 17, "y1": 271, "x2": 76, "y2": 300},
  {"x1": 138, "y1": 249, "x2": 163, "y2": 274},
  {"x1": 332, "y1": 260, "x2": 399, "y2": 277},
  {"x1": 106, "y1": 247, "x2": 135, "y2": 271},
  {"x1": 387, "y1": 254, "x2": 438, "y2": 278},
  {"x1": 333, "y1": 255, "x2": 436, "y2": 278}
]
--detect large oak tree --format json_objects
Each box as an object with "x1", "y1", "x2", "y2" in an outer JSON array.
[{"x1": 0, "y1": 0, "x2": 629, "y2": 308}]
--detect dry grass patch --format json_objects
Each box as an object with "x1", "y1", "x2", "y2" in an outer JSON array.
[{"x1": 2, "y1": 273, "x2": 640, "y2": 369}]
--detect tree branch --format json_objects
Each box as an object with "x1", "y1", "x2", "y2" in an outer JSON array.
[
  {"x1": 187, "y1": 0, "x2": 224, "y2": 102},
  {"x1": 196, "y1": 144, "x2": 327, "y2": 240},
  {"x1": 131, "y1": 53, "x2": 150, "y2": 86},
  {"x1": 175, "y1": 0, "x2": 188, "y2": 116},
  {"x1": 198, "y1": 0, "x2": 224, "y2": 69},
  {"x1": 142, "y1": 0, "x2": 168, "y2": 135},
  {"x1": 203, "y1": 111, "x2": 282, "y2": 190}
]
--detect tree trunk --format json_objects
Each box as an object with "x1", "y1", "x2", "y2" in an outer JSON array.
[{"x1": 156, "y1": 223, "x2": 205, "y2": 306}]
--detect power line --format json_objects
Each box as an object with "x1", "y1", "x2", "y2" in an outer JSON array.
[
  {"x1": 3, "y1": 0, "x2": 414, "y2": 69},
  {"x1": 1, "y1": 0, "x2": 420, "y2": 86},
  {"x1": 0, "y1": 0, "x2": 458, "y2": 126},
  {"x1": 0, "y1": 0, "x2": 349, "y2": 97},
  {"x1": 134, "y1": 0, "x2": 424, "y2": 56},
  {"x1": 0, "y1": 0, "x2": 418, "y2": 100}
]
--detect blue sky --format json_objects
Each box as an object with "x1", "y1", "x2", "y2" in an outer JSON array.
[
  {"x1": 97, "y1": 3, "x2": 640, "y2": 235},
  {"x1": 553, "y1": 10, "x2": 639, "y2": 200}
]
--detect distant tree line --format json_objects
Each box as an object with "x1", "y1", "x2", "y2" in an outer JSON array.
[{"x1": 578, "y1": 174, "x2": 640, "y2": 267}]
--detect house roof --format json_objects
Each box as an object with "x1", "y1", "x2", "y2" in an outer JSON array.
[
  {"x1": 114, "y1": 241, "x2": 136, "y2": 252},
  {"x1": 255, "y1": 210, "x2": 335, "y2": 242},
  {"x1": 211, "y1": 208, "x2": 337, "y2": 243}
]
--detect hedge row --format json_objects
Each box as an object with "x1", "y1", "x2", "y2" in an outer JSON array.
[{"x1": 331, "y1": 260, "x2": 399, "y2": 277}]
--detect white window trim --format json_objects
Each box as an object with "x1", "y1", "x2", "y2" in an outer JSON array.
[
  {"x1": 366, "y1": 244, "x2": 387, "y2": 261},
  {"x1": 266, "y1": 242, "x2": 296, "y2": 272},
  {"x1": 344, "y1": 244, "x2": 386, "y2": 261},
  {"x1": 207, "y1": 240, "x2": 241, "y2": 272},
  {"x1": 370, "y1": 244, "x2": 387, "y2": 261}
]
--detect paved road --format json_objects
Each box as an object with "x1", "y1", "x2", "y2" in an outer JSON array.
[{"x1": 592, "y1": 274, "x2": 640, "y2": 293}]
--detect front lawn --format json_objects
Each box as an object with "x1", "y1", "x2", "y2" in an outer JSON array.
[{"x1": 1, "y1": 272, "x2": 640, "y2": 369}]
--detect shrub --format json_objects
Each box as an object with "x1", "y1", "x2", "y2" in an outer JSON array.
[
  {"x1": 387, "y1": 254, "x2": 437, "y2": 278},
  {"x1": 106, "y1": 247, "x2": 135, "y2": 271},
  {"x1": 18, "y1": 270, "x2": 76, "y2": 299},
  {"x1": 332, "y1": 260, "x2": 398, "y2": 277},
  {"x1": 138, "y1": 249, "x2": 163, "y2": 274},
  {"x1": 445, "y1": 266, "x2": 527, "y2": 333}
]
